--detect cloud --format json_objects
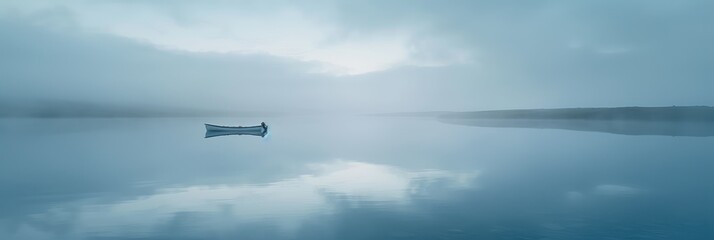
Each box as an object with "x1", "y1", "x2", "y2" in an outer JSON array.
[
  {"x1": 1, "y1": 0, "x2": 713, "y2": 112},
  {"x1": 0, "y1": 0, "x2": 471, "y2": 75}
]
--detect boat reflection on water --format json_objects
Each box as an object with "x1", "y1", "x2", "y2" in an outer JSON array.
[{"x1": 204, "y1": 123, "x2": 268, "y2": 138}]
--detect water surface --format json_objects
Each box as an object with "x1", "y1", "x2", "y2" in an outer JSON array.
[{"x1": 1, "y1": 117, "x2": 712, "y2": 239}]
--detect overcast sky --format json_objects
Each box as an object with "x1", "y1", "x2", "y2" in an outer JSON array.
[{"x1": 1, "y1": 0, "x2": 712, "y2": 113}]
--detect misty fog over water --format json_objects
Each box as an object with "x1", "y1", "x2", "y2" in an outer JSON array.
[{"x1": 2, "y1": 0, "x2": 713, "y2": 239}]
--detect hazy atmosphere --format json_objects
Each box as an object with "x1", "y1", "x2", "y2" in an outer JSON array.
[
  {"x1": 1, "y1": 1, "x2": 712, "y2": 240},
  {"x1": 2, "y1": 0, "x2": 712, "y2": 114}
]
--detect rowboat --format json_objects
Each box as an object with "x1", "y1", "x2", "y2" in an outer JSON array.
[{"x1": 204, "y1": 123, "x2": 268, "y2": 138}]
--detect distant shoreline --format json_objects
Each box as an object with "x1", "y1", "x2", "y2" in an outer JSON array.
[
  {"x1": 439, "y1": 106, "x2": 714, "y2": 121},
  {"x1": 433, "y1": 106, "x2": 714, "y2": 137},
  {"x1": 4, "y1": 105, "x2": 714, "y2": 120}
]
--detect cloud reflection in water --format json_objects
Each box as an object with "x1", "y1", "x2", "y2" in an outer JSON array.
[{"x1": 20, "y1": 161, "x2": 478, "y2": 238}]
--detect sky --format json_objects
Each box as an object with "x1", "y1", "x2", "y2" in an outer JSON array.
[{"x1": 0, "y1": 0, "x2": 713, "y2": 114}]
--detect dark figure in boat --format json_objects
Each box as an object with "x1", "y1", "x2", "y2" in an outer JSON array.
[{"x1": 261, "y1": 122, "x2": 267, "y2": 131}]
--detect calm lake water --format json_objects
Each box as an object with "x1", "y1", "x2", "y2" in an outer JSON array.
[{"x1": 1, "y1": 117, "x2": 712, "y2": 239}]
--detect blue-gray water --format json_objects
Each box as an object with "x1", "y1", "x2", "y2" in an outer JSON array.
[{"x1": 1, "y1": 117, "x2": 712, "y2": 239}]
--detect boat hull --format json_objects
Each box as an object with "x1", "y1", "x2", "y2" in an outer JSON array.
[{"x1": 204, "y1": 124, "x2": 267, "y2": 138}]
